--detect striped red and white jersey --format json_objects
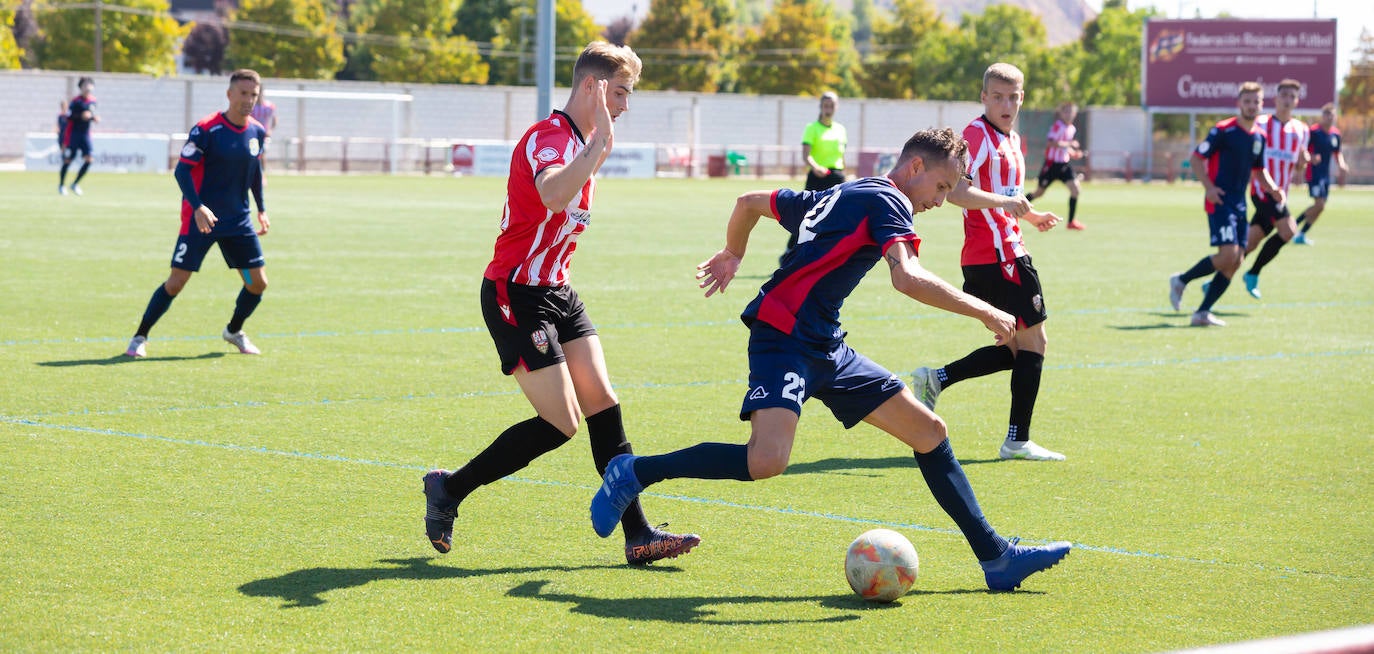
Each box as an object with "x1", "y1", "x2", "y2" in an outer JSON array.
[
  {"x1": 961, "y1": 117, "x2": 1027, "y2": 266},
  {"x1": 484, "y1": 110, "x2": 594, "y2": 287},
  {"x1": 1251, "y1": 114, "x2": 1309, "y2": 196},
  {"x1": 1043, "y1": 119, "x2": 1076, "y2": 164}
]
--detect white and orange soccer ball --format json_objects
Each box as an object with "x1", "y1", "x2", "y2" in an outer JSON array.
[{"x1": 845, "y1": 529, "x2": 920, "y2": 602}]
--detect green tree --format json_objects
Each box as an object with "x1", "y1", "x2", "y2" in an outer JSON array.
[
  {"x1": 859, "y1": 0, "x2": 949, "y2": 99},
  {"x1": 1073, "y1": 0, "x2": 1155, "y2": 106},
  {"x1": 227, "y1": 0, "x2": 344, "y2": 79},
  {"x1": 33, "y1": 0, "x2": 185, "y2": 75},
  {"x1": 451, "y1": 0, "x2": 514, "y2": 45},
  {"x1": 628, "y1": 0, "x2": 734, "y2": 92},
  {"x1": 925, "y1": 4, "x2": 1054, "y2": 104},
  {"x1": 0, "y1": 0, "x2": 22, "y2": 68},
  {"x1": 735, "y1": 0, "x2": 858, "y2": 97},
  {"x1": 488, "y1": 0, "x2": 601, "y2": 86},
  {"x1": 1340, "y1": 27, "x2": 1374, "y2": 146},
  {"x1": 348, "y1": 0, "x2": 487, "y2": 83}
]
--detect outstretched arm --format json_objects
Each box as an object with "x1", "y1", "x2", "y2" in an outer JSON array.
[
  {"x1": 884, "y1": 240, "x2": 1014, "y2": 344},
  {"x1": 696, "y1": 190, "x2": 774, "y2": 297},
  {"x1": 948, "y1": 177, "x2": 1030, "y2": 217}
]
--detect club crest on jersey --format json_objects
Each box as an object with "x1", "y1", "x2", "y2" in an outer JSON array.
[
  {"x1": 249, "y1": 138, "x2": 261, "y2": 156},
  {"x1": 531, "y1": 329, "x2": 550, "y2": 354},
  {"x1": 535, "y1": 147, "x2": 560, "y2": 164},
  {"x1": 1032, "y1": 294, "x2": 1043, "y2": 313},
  {"x1": 748, "y1": 386, "x2": 768, "y2": 400},
  {"x1": 1252, "y1": 139, "x2": 1263, "y2": 156},
  {"x1": 180, "y1": 142, "x2": 199, "y2": 158}
]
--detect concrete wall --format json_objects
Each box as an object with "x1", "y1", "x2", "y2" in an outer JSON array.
[{"x1": 4, "y1": 69, "x2": 1152, "y2": 176}]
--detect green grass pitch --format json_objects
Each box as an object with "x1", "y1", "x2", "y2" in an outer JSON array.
[{"x1": 2, "y1": 170, "x2": 1371, "y2": 651}]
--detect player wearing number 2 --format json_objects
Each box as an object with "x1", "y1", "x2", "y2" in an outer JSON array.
[
  {"x1": 124, "y1": 69, "x2": 271, "y2": 358},
  {"x1": 589, "y1": 127, "x2": 1072, "y2": 592},
  {"x1": 1167, "y1": 81, "x2": 1281, "y2": 327}
]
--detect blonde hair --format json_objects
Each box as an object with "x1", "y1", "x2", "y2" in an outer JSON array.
[
  {"x1": 983, "y1": 63, "x2": 1025, "y2": 90},
  {"x1": 1238, "y1": 81, "x2": 1263, "y2": 98},
  {"x1": 573, "y1": 41, "x2": 642, "y2": 87}
]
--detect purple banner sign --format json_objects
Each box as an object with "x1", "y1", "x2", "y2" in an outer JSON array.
[{"x1": 1142, "y1": 19, "x2": 1337, "y2": 110}]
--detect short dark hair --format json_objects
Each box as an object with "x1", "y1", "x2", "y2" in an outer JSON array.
[
  {"x1": 77, "y1": 76, "x2": 94, "y2": 88},
  {"x1": 572, "y1": 41, "x2": 641, "y2": 87},
  {"x1": 1277, "y1": 78, "x2": 1302, "y2": 94},
  {"x1": 229, "y1": 69, "x2": 261, "y2": 86},
  {"x1": 897, "y1": 127, "x2": 970, "y2": 177}
]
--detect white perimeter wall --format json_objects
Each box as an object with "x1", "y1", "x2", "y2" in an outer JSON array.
[{"x1": 2, "y1": 69, "x2": 1149, "y2": 170}]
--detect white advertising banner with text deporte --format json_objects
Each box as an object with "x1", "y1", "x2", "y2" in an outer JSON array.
[{"x1": 25, "y1": 133, "x2": 171, "y2": 173}]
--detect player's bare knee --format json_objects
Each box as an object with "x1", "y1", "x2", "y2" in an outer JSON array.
[{"x1": 748, "y1": 453, "x2": 788, "y2": 480}]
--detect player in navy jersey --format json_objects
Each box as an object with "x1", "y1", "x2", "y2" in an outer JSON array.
[
  {"x1": 58, "y1": 77, "x2": 98, "y2": 196},
  {"x1": 1168, "y1": 82, "x2": 1280, "y2": 327},
  {"x1": 589, "y1": 128, "x2": 1072, "y2": 591},
  {"x1": 1292, "y1": 103, "x2": 1348, "y2": 245},
  {"x1": 124, "y1": 69, "x2": 271, "y2": 358},
  {"x1": 420, "y1": 42, "x2": 700, "y2": 566}
]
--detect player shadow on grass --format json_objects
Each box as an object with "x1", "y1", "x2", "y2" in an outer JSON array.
[
  {"x1": 38, "y1": 352, "x2": 226, "y2": 367},
  {"x1": 1112, "y1": 311, "x2": 1250, "y2": 330},
  {"x1": 785, "y1": 455, "x2": 1002, "y2": 477},
  {"x1": 238, "y1": 557, "x2": 620, "y2": 608},
  {"x1": 508, "y1": 580, "x2": 990, "y2": 624}
]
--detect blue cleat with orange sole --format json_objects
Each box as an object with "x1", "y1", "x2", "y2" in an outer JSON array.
[{"x1": 422, "y1": 469, "x2": 458, "y2": 553}]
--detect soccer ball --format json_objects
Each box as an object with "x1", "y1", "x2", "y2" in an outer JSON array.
[{"x1": 845, "y1": 529, "x2": 919, "y2": 602}]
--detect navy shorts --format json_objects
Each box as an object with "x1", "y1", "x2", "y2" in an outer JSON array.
[
  {"x1": 961, "y1": 255, "x2": 1047, "y2": 330},
  {"x1": 1248, "y1": 193, "x2": 1291, "y2": 236},
  {"x1": 481, "y1": 277, "x2": 597, "y2": 375},
  {"x1": 1308, "y1": 178, "x2": 1330, "y2": 200},
  {"x1": 739, "y1": 324, "x2": 905, "y2": 429},
  {"x1": 1037, "y1": 161, "x2": 1075, "y2": 186},
  {"x1": 1207, "y1": 205, "x2": 1248, "y2": 249},
  {"x1": 172, "y1": 231, "x2": 265, "y2": 272},
  {"x1": 63, "y1": 133, "x2": 93, "y2": 159}
]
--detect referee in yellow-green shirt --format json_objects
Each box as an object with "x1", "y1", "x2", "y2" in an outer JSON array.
[{"x1": 787, "y1": 91, "x2": 848, "y2": 252}]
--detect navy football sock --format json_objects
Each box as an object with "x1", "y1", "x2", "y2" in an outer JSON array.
[
  {"x1": 445, "y1": 416, "x2": 569, "y2": 504},
  {"x1": 73, "y1": 161, "x2": 91, "y2": 185},
  {"x1": 915, "y1": 440, "x2": 1008, "y2": 562},
  {"x1": 634, "y1": 443, "x2": 753, "y2": 487},
  {"x1": 136, "y1": 284, "x2": 176, "y2": 337},
  {"x1": 1198, "y1": 273, "x2": 1230, "y2": 312},
  {"x1": 227, "y1": 287, "x2": 262, "y2": 334},
  {"x1": 1179, "y1": 256, "x2": 1216, "y2": 284},
  {"x1": 1008, "y1": 351, "x2": 1044, "y2": 442},
  {"x1": 59, "y1": 162, "x2": 71, "y2": 186},
  {"x1": 586, "y1": 404, "x2": 650, "y2": 539},
  {"x1": 940, "y1": 345, "x2": 1015, "y2": 388}
]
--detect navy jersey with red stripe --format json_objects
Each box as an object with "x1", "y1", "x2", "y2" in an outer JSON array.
[
  {"x1": 1306, "y1": 124, "x2": 1341, "y2": 182},
  {"x1": 743, "y1": 177, "x2": 919, "y2": 347},
  {"x1": 177, "y1": 112, "x2": 267, "y2": 236},
  {"x1": 63, "y1": 95, "x2": 96, "y2": 144},
  {"x1": 1194, "y1": 117, "x2": 1264, "y2": 215}
]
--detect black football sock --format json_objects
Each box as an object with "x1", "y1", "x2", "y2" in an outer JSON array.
[
  {"x1": 1294, "y1": 210, "x2": 1308, "y2": 226},
  {"x1": 136, "y1": 284, "x2": 176, "y2": 337},
  {"x1": 1068, "y1": 196, "x2": 1078, "y2": 223},
  {"x1": 445, "y1": 416, "x2": 569, "y2": 504},
  {"x1": 914, "y1": 440, "x2": 1008, "y2": 562},
  {"x1": 227, "y1": 287, "x2": 262, "y2": 334},
  {"x1": 586, "y1": 404, "x2": 651, "y2": 540},
  {"x1": 1197, "y1": 273, "x2": 1230, "y2": 312},
  {"x1": 1179, "y1": 256, "x2": 1216, "y2": 284},
  {"x1": 59, "y1": 162, "x2": 71, "y2": 186},
  {"x1": 1248, "y1": 233, "x2": 1287, "y2": 276},
  {"x1": 634, "y1": 443, "x2": 753, "y2": 486},
  {"x1": 938, "y1": 345, "x2": 1015, "y2": 389},
  {"x1": 1007, "y1": 351, "x2": 1044, "y2": 442},
  {"x1": 1300, "y1": 220, "x2": 1315, "y2": 234},
  {"x1": 73, "y1": 161, "x2": 91, "y2": 185}
]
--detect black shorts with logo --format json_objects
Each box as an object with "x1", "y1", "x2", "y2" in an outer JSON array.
[
  {"x1": 1248, "y1": 193, "x2": 1291, "y2": 237},
  {"x1": 480, "y1": 277, "x2": 597, "y2": 375},
  {"x1": 1038, "y1": 161, "x2": 1075, "y2": 186},
  {"x1": 962, "y1": 255, "x2": 1047, "y2": 330}
]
